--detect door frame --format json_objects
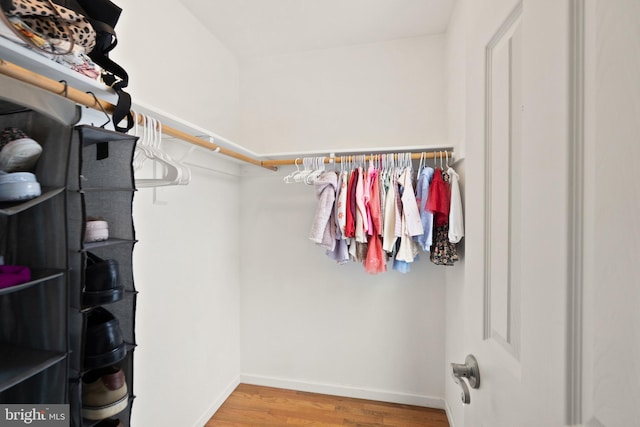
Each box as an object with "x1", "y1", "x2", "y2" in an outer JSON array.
[{"x1": 567, "y1": 0, "x2": 586, "y2": 425}]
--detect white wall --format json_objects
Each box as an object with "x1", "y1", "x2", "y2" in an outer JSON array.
[
  {"x1": 238, "y1": 35, "x2": 446, "y2": 155},
  {"x1": 239, "y1": 167, "x2": 447, "y2": 406},
  {"x1": 113, "y1": 0, "x2": 240, "y2": 140},
  {"x1": 237, "y1": 32, "x2": 451, "y2": 406},
  {"x1": 109, "y1": 2, "x2": 245, "y2": 426},
  {"x1": 582, "y1": 1, "x2": 640, "y2": 425},
  {"x1": 131, "y1": 144, "x2": 242, "y2": 427}
]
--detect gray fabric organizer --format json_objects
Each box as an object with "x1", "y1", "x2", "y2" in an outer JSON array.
[{"x1": 0, "y1": 74, "x2": 138, "y2": 427}]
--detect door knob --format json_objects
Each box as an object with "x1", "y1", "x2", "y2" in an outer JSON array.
[{"x1": 451, "y1": 354, "x2": 480, "y2": 404}]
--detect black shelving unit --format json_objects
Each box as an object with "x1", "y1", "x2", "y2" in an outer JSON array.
[
  {"x1": 0, "y1": 75, "x2": 138, "y2": 426},
  {"x1": 0, "y1": 77, "x2": 78, "y2": 406},
  {"x1": 67, "y1": 126, "x2": 138, "y2": 427}
]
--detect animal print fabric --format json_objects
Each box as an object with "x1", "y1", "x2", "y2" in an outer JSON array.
[{"x1": 6, "y1": 0, "x2": 95, "y2": 51}]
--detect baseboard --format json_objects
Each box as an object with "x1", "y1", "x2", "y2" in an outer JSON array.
[
  {"x1": 240, "y1": 373, "x2": 445, "y2": 410},
  {"x1": 193, "y1": 375, "x2": 241, "y2": 427}
]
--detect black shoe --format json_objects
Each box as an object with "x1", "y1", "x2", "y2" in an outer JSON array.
[
  {"x1": 83, "y1": 252, "x2": 123, "y2": 306},
  {"x1": 84, "y1": 307, "x2": 126, "y2": 369},
  {"x1": 94, "y1": 418, "x2": 123, "y2": 427}
]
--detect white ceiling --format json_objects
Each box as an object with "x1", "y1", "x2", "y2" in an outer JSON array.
[{"x1": 179, "y1": 0, "x2": 456, "y2": 59}]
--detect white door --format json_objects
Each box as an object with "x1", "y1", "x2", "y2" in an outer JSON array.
[{"x1": 458, "y1": 1, "x2": 574, "y2": 426}]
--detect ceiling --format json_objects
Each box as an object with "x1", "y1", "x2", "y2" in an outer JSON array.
[{"x1": 179, "y1": 0, "x2": 456, "y2": 60}]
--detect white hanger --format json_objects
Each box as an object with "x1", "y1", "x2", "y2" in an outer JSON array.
[
  {"x1": 284, "y1": 158, "x2": 301, "y2": 183},
  {"x1": 305, "y1": 157, "x2": 325, "y2": 185},
  {"x1": 134, "y1": 116, "x2": 191, "y2": 188}
]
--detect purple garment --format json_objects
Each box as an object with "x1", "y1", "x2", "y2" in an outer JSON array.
[
  {"x1": 0, "y1": 265, "x2": 31, "y2": 289},
  {"x1": 326, "y1": 238, "x2": 349, "y2": 264},
  {"x1": 309, "y1": 171, "x2": 338, "y2": 250}
]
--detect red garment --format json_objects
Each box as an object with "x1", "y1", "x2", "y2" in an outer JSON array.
[
  {"x1": 426, "y1": 168, "x2": 451, "y2": 227},
  {"x1": 344, "y1": 169, "x2": 358, "y2": 238},
  {"x1": 365, "y1": 172, "x2": 386, "y2": 274}
]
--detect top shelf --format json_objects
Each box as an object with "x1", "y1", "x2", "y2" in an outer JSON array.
[{"x1": 0, "y1": 23, "x2": 115, "y2": 103}]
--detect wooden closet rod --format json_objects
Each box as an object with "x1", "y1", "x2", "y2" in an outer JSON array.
[
  {"x1": 0, "y1": 58, "x2": 274, "y2": 170},
  {"x1": 260, "y1": 151, "x2": 454, "y2": 168},
  {"x1": 0, "y1": 58, "x2": 454, "y2": 171}
]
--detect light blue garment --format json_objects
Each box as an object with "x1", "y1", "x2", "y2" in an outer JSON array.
[
  {"x1": 413, "y1": 166, "x2": 435, "y2": 251},
  {"x1": 392, "y1": 254, "x2": 420, "y2": 274}
]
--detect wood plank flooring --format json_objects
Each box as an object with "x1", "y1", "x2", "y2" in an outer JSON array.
[{"x1": 206, "y1": 384, "x2": 450, "y2": 426}]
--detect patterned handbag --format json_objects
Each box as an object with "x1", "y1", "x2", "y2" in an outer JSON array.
[{"x1": 0, "y1": 0, "x2": 96, "y2": 54}]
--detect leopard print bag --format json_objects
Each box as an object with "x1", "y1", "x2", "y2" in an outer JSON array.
[{"x1": 1, "y1": 0, "x2": 96, "y2": 54}]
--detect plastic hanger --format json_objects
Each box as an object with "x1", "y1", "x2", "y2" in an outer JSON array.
[
  {"x1": 135, "y1": 116, "x2": 191, "y2": 187},
  {"x1": 284, "y1": 158, "x2": 301, "y2": 183}
]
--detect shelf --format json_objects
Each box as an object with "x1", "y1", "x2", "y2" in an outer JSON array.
[
  {"x1": 80, "y1": 188, "x2": 136, "y2": 193},
  {"x1": 82, "y1": 238, "x2": 137, "y2": 252},
  {"x1": 0, "y1": 268, "x2": 65, "y2": 297},
  {"x1": 0, "y1": 346, "x2": 66, "y2": 393},
  {"x1": 0, "y1": 23, "x2": 114, "y2": 101},
  {"x1": 78, "y1": 290, "x2": 139, "y2": 313},
  {"x1": 0, "y1": 187, "x2": 64, "y2": 216}
]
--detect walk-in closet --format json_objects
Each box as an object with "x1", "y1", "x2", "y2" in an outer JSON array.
[{"x1": 0, "y1": 1, "x2": 638, "y2": 427}]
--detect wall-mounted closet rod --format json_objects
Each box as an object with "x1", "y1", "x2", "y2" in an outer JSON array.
[
  {"x1": 261, "y1": 150, "x2": 455, "y2": 168},
  {"x1": 0, "y1": 58, "x2": 456, "y2": 172},
  {"x1": 0, "y1": 58, "x2": 276, "y2": 171}
]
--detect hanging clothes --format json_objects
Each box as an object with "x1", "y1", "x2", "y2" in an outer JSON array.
[
  {"x1": 413, "y1": 166, "x2": 435, "y2": 251},
  {"x1": 427, "y1": 169, "x2": 459, "y2": 266},
  {"x1": 344, "y1": 169, "x2": 357, "y2": 238},
  {"x1": 382, "y1": 170, "x2": 398, "y2": 253},
  {"x1": 364, "y1": 171, "x2": 386, "y2": 274},
  {"x1": 355, "y1": 167, "x2": 368, "y2": 236},
  {"x1": 447, "y1": 166, "x2": 464, "y2": 243},
  {"x1": 301, "y1": 151, "x2": 462, "y2": 273},
  {"x1": 327, "y1": 171, "x2": 350, "y2": 264},
  {"x1": 336, "y1": 170, "x2": 348, "y2": 237},
  {"x1": 309, "y1": 171, "x2": 337, "y2": 250},
  {"x1": 395, "y1": 168, "x2": 422, "y2": 263}
]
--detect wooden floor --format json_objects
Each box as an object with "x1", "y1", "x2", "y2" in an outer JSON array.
[{"x1": 206, "y1": 384, "x2": 450, "y2": 427}]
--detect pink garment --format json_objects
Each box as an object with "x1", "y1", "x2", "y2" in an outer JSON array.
[
  {"x1": 336, "y1": 171, "x2": 348, "y2": 236},
  {"x1": 367, "y1": 169, "x2": 381, "y2": 236},
  {"x1": 355, "y1": 167, "x2": 369, "y2": 234},
  {"x1": 365, "y1": 172, "x2": 386, "y2": 274},
  {"x1": 364, "y1": 162, "x2": 374, "y2": 233}
]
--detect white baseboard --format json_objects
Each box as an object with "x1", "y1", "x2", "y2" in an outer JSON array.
[
  {"x1": 240, "y1": 373, "x2": 445, "y2": 410},
  {"x1": 193, "y1": 375, "x2": 241, "y2": 427}
]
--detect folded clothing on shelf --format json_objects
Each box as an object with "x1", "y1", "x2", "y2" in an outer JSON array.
[
  {"x1": 0, "y1": 127, "x2": 43, "y2": 173},
  {"x1": 0, "y1": 265, "x2": 31, "y2": 289},
  {"x1": 85, "y1": 218, "x2": 109, "y2": 243},
  {"x1": 82, "y1": 366, "x2": 128, "y2": 421},
  {"x1": 0, "y1": 171, "x2": 41, "y2": 202}
]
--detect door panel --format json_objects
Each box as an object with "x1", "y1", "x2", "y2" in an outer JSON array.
[
  {"x1": 485, "y1": 9, "x2": 523, "y2": 358},
  {"x1": 460, "y1": 1, "x2": 570, "y2": 426}
]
